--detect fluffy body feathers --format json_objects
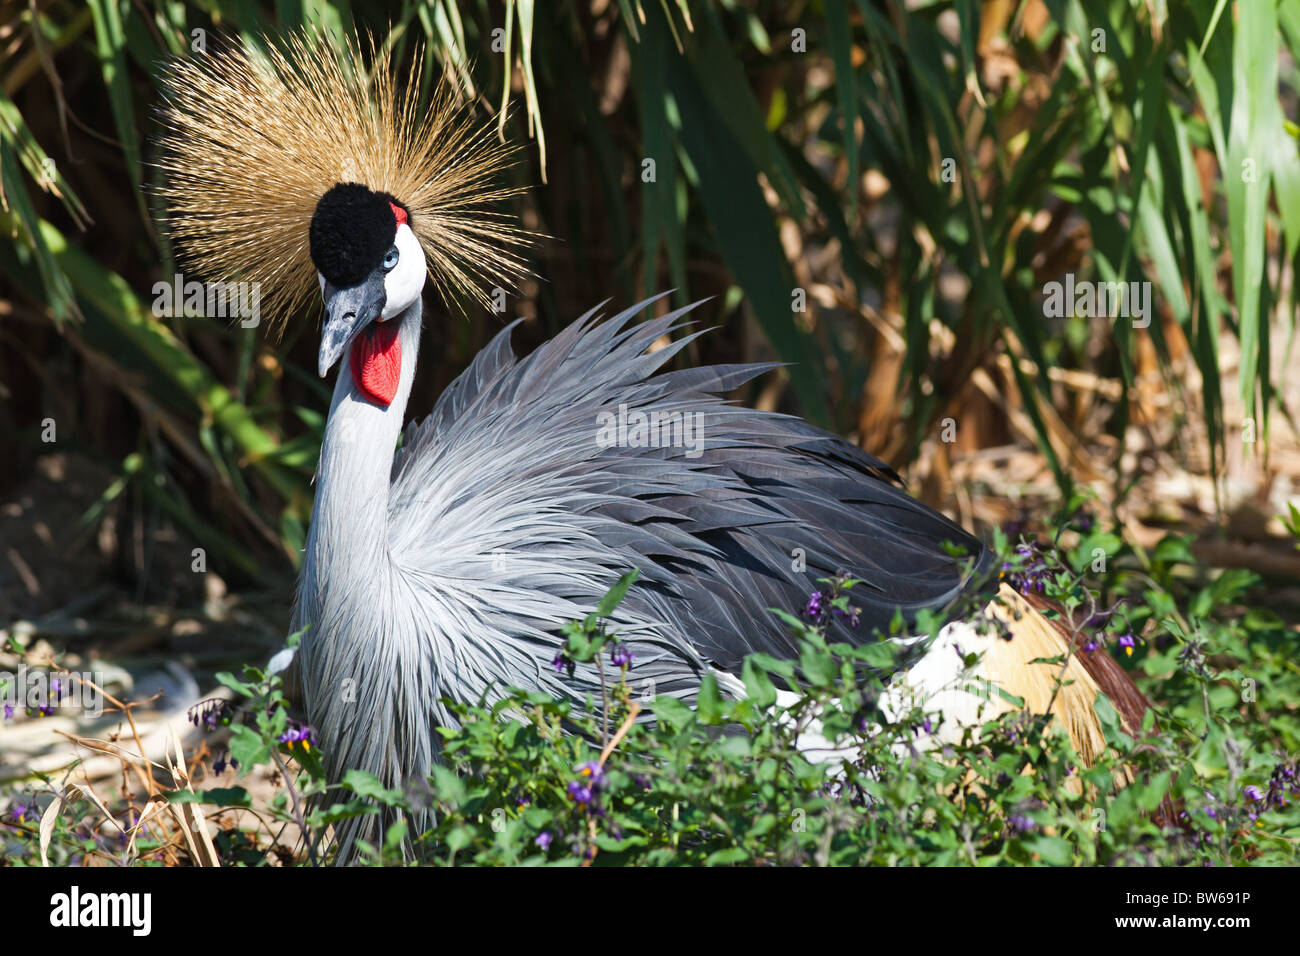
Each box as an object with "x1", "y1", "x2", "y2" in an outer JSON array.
[{"x1": 293, "y1": 296, "x2": 996, "y2": 857}]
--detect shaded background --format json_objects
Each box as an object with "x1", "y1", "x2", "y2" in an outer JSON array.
[{"x1": 2, "y1": 0, "x2": 1299, "y2": 675}]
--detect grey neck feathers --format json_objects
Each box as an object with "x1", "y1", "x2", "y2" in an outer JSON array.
[
  {"x1": 293, "y1": 299, "x2": 429, "y2": 859},
  {"x1": 300, "y1": 300, "x2": 423, "y2": 616}
]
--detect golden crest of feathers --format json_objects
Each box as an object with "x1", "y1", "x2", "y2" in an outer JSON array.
[{"x1": 155, "y1": 32, "x2": 530, "y2": 327}]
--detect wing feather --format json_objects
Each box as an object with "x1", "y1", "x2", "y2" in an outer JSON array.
[{"x1": 387, "y1": 297, "x2": 992, "y2": 703}]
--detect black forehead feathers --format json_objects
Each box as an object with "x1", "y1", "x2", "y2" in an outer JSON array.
[{"x1": 309, "y1": 183, "x2": 407, "y2": 288}]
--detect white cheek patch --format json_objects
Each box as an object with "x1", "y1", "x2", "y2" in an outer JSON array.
[{"x1": 381, "y1": 223, "x2": 426, "y2": 319}]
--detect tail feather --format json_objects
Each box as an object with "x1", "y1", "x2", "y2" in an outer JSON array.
[
  {"x1": 982, "y1": 585, "x2": 1108, "y2": 765},
  {"x1": 1017, "y1": 589, "x2": 1151, "y2": 737},
  {"x1": 885, "y1": 584, "x2": 1143, "y2": 776},
  {"x1": 1016, "y1": 588, "x2": 1183, "y2": 827}
]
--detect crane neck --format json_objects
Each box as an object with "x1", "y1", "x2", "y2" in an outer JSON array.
[{"x1": 307, "y1": 300, "x2": 423, "y2": 575}]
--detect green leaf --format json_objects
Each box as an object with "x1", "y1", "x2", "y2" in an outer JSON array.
[
  {"x1": 799, "y1": 642, "x2": 838, "y2": 688},
  {"x1": 741, "y1": 658, "x2": 778, "y2": 708},
  {"x1": 668, "y1": 64, "x2": 831, "y2": 426},
  {"x1": 1136, "y1": 771, "x2": 1172, "y2": 812},
  {"x1": 683, "y1": 6, "x2": 805, "y2": 217},
  {"x1": 310, "y1": 802, "x2": 379, "y2": 827},
  {"x1": 704, "y1": 847, "x2": 748, "y2": 865},
  {"x1": 0, "y1": 211, "x2": 301, "y2": 504},
  {"x1": 214, "y1": 671, "x2": 255, "y2": 696},
  {"x1": 597, "y1": 570, "x2": 640, "y2": 617},
  {"x1": 0, "y1": 141, "x2": 77, "y2": 323},
  {"x1": 430, "y1": 764, "x2": 467, "y2": 804},
  {"x1": 1193, "y1": 724, "x2": 1229, "y2": 777},
  {"x1": 824, "y1": 0, "x2": 858, "y2": 219},
  {"x1": 1225, "y1": 0, "x2": 1278, "y2": 425},
  {"x1": 228, "y1": 724, "x2": 270, "y2": 772},
  {"x1": 748, "y1": 652, "x2": 796, "y2": 679},
  {"x1": 1152, "y1": 535, "x2": 1195, "y2": 567},
  {"x1": 629, "y1": 4, "x2": 686, "y2": 301},
  {"x1": 87, "y1": 0, "x2": 148, "y2": 224},
  {"x1": 1026, "y1": 835, "x2": 1072, "y2": 866},
  {"x1": 445, "y1": 825, "x2": 474, "y2": 853},
  {"x1": 163, "y1": 787, "x2": 252, "y2": 808},
  {"x1": 0, "y1": 86, "x2": 89, "y2": 226},
  {"x1": 341, "y1": 769, "x2": 406, "y2": 806},
  {"x1": 696, "y1": 673, "x2": 724, "y2": 724},
  {"x1": 1069, "y1": 532, "x2": 1122, "y2": 572},
  {"x1": 651, "y1": 695, "x2": 695, "y2": 731}
]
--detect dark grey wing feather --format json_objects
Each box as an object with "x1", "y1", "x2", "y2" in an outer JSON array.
[{"x1": 388, "y1": 296, "x2": 992, "y2": 701}]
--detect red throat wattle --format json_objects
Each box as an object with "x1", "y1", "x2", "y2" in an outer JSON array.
[{"x1": 349, "y1": 320, "x2": 402, "y2": 406}]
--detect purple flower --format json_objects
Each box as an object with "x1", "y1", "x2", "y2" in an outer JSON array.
[
  {"x1": 1007, "y1": 813, "x2": 1035, "y2": 834},
  {"x1": 188, "y1": 698, "x2": 227, "y2": 732},
  {"x1": 568, "y1": 761, "x2": 606, "y2": 806},
  {"x1": 534, "y1": 831, "x2": 552, "y2": 850},
  {"x1": 802, "y1": 590, "x2": 825, "y2": 622},
  {"x1": 1266, "y1": 760, "x2": 1300, "y2": 809},
  {"x1": 1083, "y1": 609, "x2": 1114, "y2": 629},
  {"x1": 833, "y1": 605, "x2": 862, "y2": 628},
  {"x1": 567, "y1": 781, "x2": 594, "y2": 805},
  {"x1": 1004, "y1": 542, "x2": 1051, "y2": 594},
  {"x1": 609, "y1": 642, "x2": 634, "y2": 668},
  {"x1": 2, "y1": 703, "x2": 12, "y2": 721},
  {"x1": 1244, "y1": 785, "x2": 1264, "y2": 803},
  {"x1": 1117, "y1": 633, "x2": 1136, "y2": 657},
  {"x1": 551, "y1": 652, "x2": 575, "y2": 678},
  {"x1": 278, "y1": 722, "x2": 318, "y2": 749}
]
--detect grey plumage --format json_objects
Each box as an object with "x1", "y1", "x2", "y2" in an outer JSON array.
[
  {"x1": 294, "y1": 293, "x2": 990, "y2": 860},
  {"x1": 150, "y1": 33, "x2": 996, "y2": 862}
]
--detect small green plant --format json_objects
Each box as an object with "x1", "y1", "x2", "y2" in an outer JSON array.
[
  {"x1": 168, "y1": 628, "x2": 330, "y2": 866},
  {"x1": 6, "y1": 514, "x2": 1297, "y2": 866}
]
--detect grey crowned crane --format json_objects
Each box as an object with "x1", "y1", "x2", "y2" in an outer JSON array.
[{"x1": 156, "y1": 33, "x2": 1150, "y2": 861}]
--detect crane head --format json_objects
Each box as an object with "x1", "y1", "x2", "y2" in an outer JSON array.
[
  {"x1": 309, "y1": 183, "x2": 426, "y2": 404},
  {"x1": 156, "y1": 32, "x2": 532, "y2": 344}
]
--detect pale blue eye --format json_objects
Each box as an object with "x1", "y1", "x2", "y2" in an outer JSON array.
[{"x1": 383, "y1": 246, "x2": 399, "y2": 271}]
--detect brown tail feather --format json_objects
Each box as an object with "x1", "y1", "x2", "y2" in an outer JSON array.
[
  {"x1": 984, "y1": 585, "x2": 1109, "y2": 767},
  {"x1": 886, "y1": 585, "x2": 1180, "y2": 828},
  {"x1": 1017, "y1": 591, "x2": 1148, "y2": 734},
  {"x1": 1017, "y1": 589, "x2": 1182, "y2": 828}
]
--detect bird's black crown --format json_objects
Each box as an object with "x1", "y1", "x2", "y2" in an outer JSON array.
[{"x1": 309, "y1": 182, "x2": 407, "y2": 288}]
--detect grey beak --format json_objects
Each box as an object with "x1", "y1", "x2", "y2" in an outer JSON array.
[{"x1": 318, "y1": 270, "x2": 387, "y2": 377}]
